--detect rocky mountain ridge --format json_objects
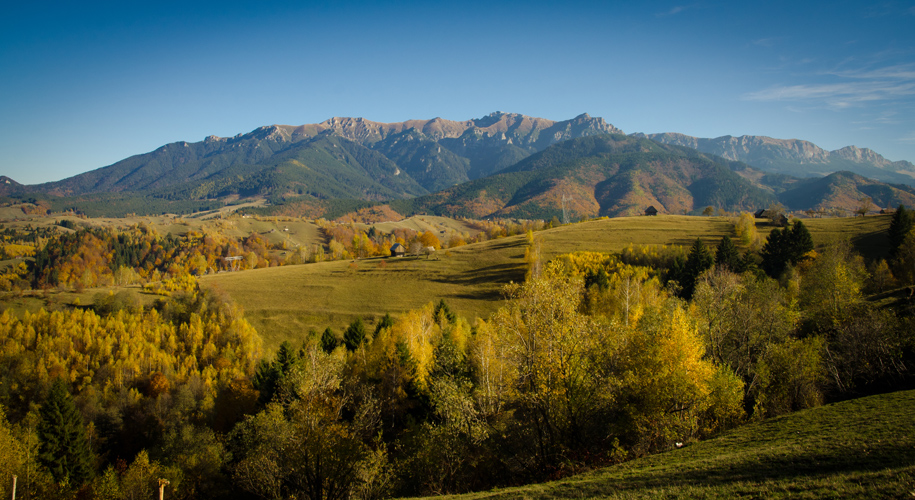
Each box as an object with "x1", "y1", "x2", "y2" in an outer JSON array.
[
  {"x1": 3, "y1": 113, "x2": 915, "y2": 219},
  {"x1": 636, "y1": 132, "x2": 915, "y2": 184}
]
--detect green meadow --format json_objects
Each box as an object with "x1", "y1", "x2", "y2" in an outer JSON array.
[{"x1": 200, "y1": 214, "x2": 892, "y2": 352}]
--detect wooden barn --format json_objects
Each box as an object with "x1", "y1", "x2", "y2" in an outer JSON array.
[
  {"x1": 644, "y1": 206, "x2": 659, "y2": 216},
  {"x1": 390, "y1": 243, "x2": 406, "y2": 257}
]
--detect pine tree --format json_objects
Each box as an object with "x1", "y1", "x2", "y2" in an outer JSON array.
[
  {"x1": 374, "y1": 314, "x2": 394, "y2": 337},
  {"x1": 38, "y1": 378, "x2": 93, "y2": 487},
  {"x1": 682, "y1": 238, "x2": 714, "y2": 299},
  {"x1": 343, "y1": 318, "x2": 367, "y2": 351},
  {"x1": 434, "y1": 299, "x2": 457, "y2": 325},
  {"x1": 715, "y1": 236, "x2": 742, "y2": 272},
  {"x1": 761, "y1": 221, "x2": 814, "y2": 278},
  {"x1": 888, "y1": 205, "x2": 914, "y2": 257},
  {"x1": 274, "y1": 341, "x2": 298, "y2": 374},
  {"x1": 320, "y1": 327, "x2": 338, "y2": 354},
  {"x1": 788, "y1": 220, "x2": 814, "y2": 261}
]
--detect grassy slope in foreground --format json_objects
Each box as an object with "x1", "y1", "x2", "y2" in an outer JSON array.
[
  {"x1": 432, "y1": 390, "x2": 915, "y2": 499},
  {"x1": 200, "y1": 215, "x2": 891, "y2": 353}
]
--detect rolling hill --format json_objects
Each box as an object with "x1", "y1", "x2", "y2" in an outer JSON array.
[
  {"x1": 779, "y1": 170, "x2": 915, "y2": 212},
  {"x1": 194, "y1": 214, "x2": 890, "y2": 351},
  {"x1": 390, "y1": 134, "x2": 779, "y2": 219}
]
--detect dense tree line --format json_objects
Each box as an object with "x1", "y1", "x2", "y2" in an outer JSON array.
[
  {"x1": 22, "y1": 225, "x2": 283, "y2": 290},
  {"x1": 0, "y1": 289, "x2": 261, "y2": 499},
  {"x1": 313, "y1": 218, "x2": 544, "y2": 262}
]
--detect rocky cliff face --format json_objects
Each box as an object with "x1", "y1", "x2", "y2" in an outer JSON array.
[
  {"x1": 833, "y1": 145, "x2": 889, "y2": 165},
  {"x1": 642, "y1": 133, "x2": 831, "y2": 163},
  {"x1": 17, "y1": 113, "x2": 626, "y2": 197},
  {"x1": 256, "y1": 112, "x2": 623, "y2": 150}
]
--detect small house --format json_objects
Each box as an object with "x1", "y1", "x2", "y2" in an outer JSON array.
[
  {"x1": 644, "y1": 206, "x2": 658, "y2": 216},
  {"x1": 754, "y1": 209, "x2": 767, "y2": 218},
  {"x1": 390, "y1": 243, "x2": 406, "y2": 257}
]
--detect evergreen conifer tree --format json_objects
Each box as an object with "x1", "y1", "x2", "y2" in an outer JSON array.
[
  {"x1": 434, "y1": 299, "x2": 457, "y2": 324},
  {"x1": 683, "y1": 238, "x2": 714, "y2": 299},
  {"x1": 889, "y1": 205, "x2": 914, "y2": 257},
  {"x1": 320, "y1": 327, "x2": 338, "y2": 354},
  {"x1": 252, "y1": 359, "x2": 280, "y2": 405},
  {"x1": 715, "y1": 235, "x2": 742, "y2": 272},
  {"x1": 788, "y1": 220, "x2": 814, "y2": 260},
  {"x1": 274, "y1": 341, "x2": 298, "y2": 374},
  {"x1": 761, "y1": 220, "x2": 814, "y2": 278},
  {"x1": 760, "y1": 227, "x2": 787, "y2": 278},
  {"x1": 38, "y1": 378, "x2": 93, "y2": 487},
  {"x1": 374, "y1": 313, "x2": 394, "y2": 336},
  {"x1": 343, "y1": 318, "x2": 366, "y2": 351}
]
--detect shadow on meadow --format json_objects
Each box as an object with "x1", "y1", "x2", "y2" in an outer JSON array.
[{"x1": 434, "y1": 262, "x2": 527, "y2": 287}]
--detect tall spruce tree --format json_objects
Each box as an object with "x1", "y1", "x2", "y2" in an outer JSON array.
[
  {"x1": 343, "y1": 318, "x2": 367, "y2": 351},
  {"x1": 38, "y1": 378, "x2": 93, "y2": 487},
  {"x1": 682, "y1": 238, "x2": 714, "y2": 299},
  {"x1": 253, "y1": 341, "x2": 302, "y2": 404},
  {"x1": 788, "y1": 220, "x2": 814, "y2": 260},
  {"x1": 715, "y1": 235, "x2": 742, "y2": 272},
  {"x1": 374, "y1": 314, "x2": 395, "y2": 336},
  {"x1": 761, "y1": 221, "x2": 814, "y2": 278},
  {"x1": 320, "y1": 327, "x2": 338, "y2": 354},
  {"x1": 888, "y1": 205, "x2": 914, "y2": 257}
]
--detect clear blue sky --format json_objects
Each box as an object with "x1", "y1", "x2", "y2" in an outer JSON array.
[{"x1": 2, "y1": 0, "x2": 914, "y2": 185}]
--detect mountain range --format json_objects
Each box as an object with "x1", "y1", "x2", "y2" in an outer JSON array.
[
  {"x1": 635, "y1": 132, "x2": 915, "y2": 186},
  {"x1": 3, "y1": 112, "x2": 914, "y2": 218}
]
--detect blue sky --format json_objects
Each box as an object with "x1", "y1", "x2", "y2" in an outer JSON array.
[{"x1": 2, "y1": 0, "x2": 914, "y2": 185}]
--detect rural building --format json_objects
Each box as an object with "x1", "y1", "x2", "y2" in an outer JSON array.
[
  {"x1": 644, "y1": 206, "x2": 658, "y2": 216},
  {"x1": 390, "y1": 243, "x2": 406, "y2": 257},
  {"x1": 754, "y1": 209, "x2": 767, "y2": 218}
]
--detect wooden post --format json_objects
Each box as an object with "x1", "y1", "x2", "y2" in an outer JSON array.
[
  {"x1": 11, "y1": 475, "x2": 16, "y2": 500},
  {"x1": 158, "y1": 478, "x2": 169, "y2": 500}
]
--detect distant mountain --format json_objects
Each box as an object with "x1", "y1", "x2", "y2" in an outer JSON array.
[
  {"x1": 271, "y1": 112, "x2": 622, "y2": 191},
  {"x1": 778, "y1": 171, "x2": 915, "y2": 212},
  {"x1": 4, "y1": 112, "x2": 915, "y2": 218},
  {"x1": 390, "y1": 134, "x2": 778, "y2": 219},
  {"x1": 636, "y1": 132, "x2": 915, "y2": 186},
  {"x1": 10, "y1": 112, "x2": 618, "y2": 200},
  {"x1": 0, "y1": 176, "x2": 22, "y2": 194}
]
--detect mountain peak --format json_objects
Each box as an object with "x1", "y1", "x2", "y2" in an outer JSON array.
[{"x1": 833, "y1": 145, "x2": 887, "y2": 165}]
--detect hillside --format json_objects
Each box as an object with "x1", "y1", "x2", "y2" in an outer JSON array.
[
  {"x1": 198, "y1": 214, "x2": 890, "y2": 351},
  {"x1": 779, "y1": 171, "x2": 915, "y2": 212},
  {"x1": 3, "y1": 112, "x2": 619, "y2": 201},
  {"x1": 389, "y1": 134, "x2": 778, "y2": 219},
  {"x1": 5, "y1": 112, "x2": 915, "y2": 219},
  {"x1": 432, "y1": 389, "x2": 915, "y2": 499}
]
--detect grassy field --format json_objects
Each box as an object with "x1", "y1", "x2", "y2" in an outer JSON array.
[
  {"x1": 2, "y1": 210, "x2": 892, "y2": 352},
  {"x1": 426, "y1": 389, "x2": 915, "y2": 499},
  {"x1": 200, "y1": 214, "x2": 893, "y2": 352}
]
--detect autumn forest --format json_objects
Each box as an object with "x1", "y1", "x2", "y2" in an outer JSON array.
[{"x1": 1, "y1": 207, "x2": 914, "y2": 499}]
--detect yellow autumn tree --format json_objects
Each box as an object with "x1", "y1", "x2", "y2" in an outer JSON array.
[
  {"x1": 487, "y1": 263, "x2": 604, "y2": 465},
  {"x1": 734, "y1": 212, "x2": 758, "y2": 248},
  {"x1": 390, "y1": 304, "x2": 441, "y2": 390}
]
